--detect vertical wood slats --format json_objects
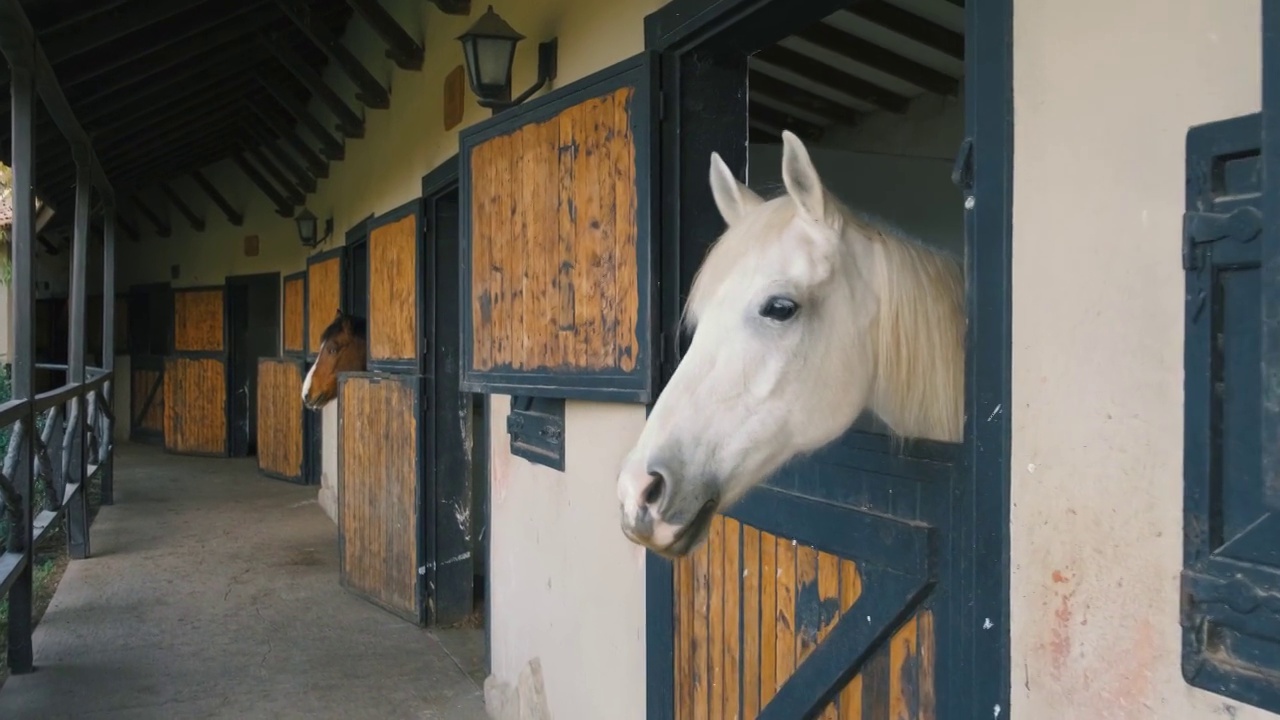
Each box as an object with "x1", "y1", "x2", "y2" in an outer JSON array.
[
  {"x1": 283, "y1": 274, "x2": 306, "y2": 353},
  {"x1": 368, "y1": 212, "x2": 418, "y2": 362},
  {"x1": 307, "y1": 255, "x2": 342, "y2": 355},
  {"x1": 674, "y1": 515, "x2": 935, "y2": 719},
  {"x1": 256, "y1": 358, "x2": 304, "y2": 480},
  {"x1": 162, "y1": 357, "x2": 226, "y2": 455},
  {"x1": 467, "y1": 85, "x2": 641, "y2": 374},
  {"x1": 130, "y1": 368, "x2": 164, "y2": 431},
  {"x1": 338, "y1": 374, "x2": 419, "y2": 621},
  {"x1": 173, "y1": 288, "x2": 224, "y2": 352}
]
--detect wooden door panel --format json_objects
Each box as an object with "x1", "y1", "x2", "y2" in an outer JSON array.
[
  {"x1": 163, "y1": 286, "x2": 228, "y2": 456},
  {"x1": 129, "y1": 359, "x2": 165, "y2": 443},
  {"x1": 458, "y1": 52, "x2": 657, "y2": 402},
  {"x1": 172, "y1": 288, "x2": 224, "y2": 352},
  {"x1": 256, "y1": 357, "x2": 306, "y2": 483},
  {"x1": 368, "y1": 206, "x2": 420, "y2": 366},
  {"x1": 674, "y1": 500, "x2": 934, "y2": 720},
  {"x1": 282, "y1": 272, "x2": 306, "y2": 356},
  {"x1": 163, "y1": 356, "x2": 227, "y2": 456},
  {"x1": 337, "y1": 372, "x2": 423, "y2": 623},
  {"x1": 306, "y1": 250, "x2": 343, "y2": 358}
]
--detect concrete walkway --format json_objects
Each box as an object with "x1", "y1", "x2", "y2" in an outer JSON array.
[{"x1": 0, "y1": 443, "x2": 489, "y2": 720}]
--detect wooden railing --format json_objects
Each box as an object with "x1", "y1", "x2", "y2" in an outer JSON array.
[
  {"x1": 0, "y1": 366, "x2": 115, "y2": 586},
  {"x1": 1, "y1": 0, "x2": 120, "y2": 676}
]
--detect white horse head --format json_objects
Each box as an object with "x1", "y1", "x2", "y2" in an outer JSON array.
[{"x1": 616, "y1": 130, "x2": 965, "y2": 558}]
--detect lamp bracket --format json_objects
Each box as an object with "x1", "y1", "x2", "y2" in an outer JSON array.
[{"x1": 480, "y1": 37, "x2": 558, "y2": 112}]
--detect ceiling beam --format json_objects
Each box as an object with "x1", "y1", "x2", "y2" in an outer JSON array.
[
  {"x1": 116, "y1": 213, "x2": 140, "y2": 242},
  {"x1": 265, "y1": 37, "x2": 365, "y2": 138},
  {"x1": 752, "y1": 46, "x2": 910, "y2": 114},
  {"x1": 748, "y1": 70, "x2": 861, "y2": 126},
  {"x1": 112, "y1": 129, "x2": 246, "y2": 190},
  {"x1": 158, "y1": 182, "x2": 206, "y2": 232},
  {"x1": 243, "y1": 121, "x2": 319, "y2": 194},
  {"x1": 277, "y1": 0, "x2": 389, "y2": 108},
  {"x1": 426, "y1": 0, "x2": 470, "y2": 15},
  {"x1": 748, "y1": 101, "x2": 825, "y2": 143},
  {"x1": 85, "y1": 75, "x2": 262, "y2": 140},
  {"x1": 43, "y1": 101, "x2": 251, "y2": 179},
  {"x1": 792, "y1": 22, "x2": 958, "y2": 96},
  {"x1": 0, "y1": 38, "x2": 264, "y2": 146},
  {"x1": 42, "y1": 0, "x2": 217, "y2": 65},
  {"x1": 76, "y1": 53, "x2": 285, "y2": 127},
  {"x1": 58, "y1": 2, "x2": 275, "y2": 91},
  {"x1": 846, "y1": 2, "x2": 964, "y2": 62},
  {"x1": 190, "y1": 169, "x2": 244, "y2": 227},
  {"x1": 0, "y1": 0, "x2": 116, "y2": 209},
  {"x1": 39, "y1": 0, "x2": 134, "y2": 34},
  {"x1": 345, "y1": 0, "x2": 424, "y2": 70},
  {"x1": 242, "y1": 143, "x2": 306, "y2": 206},
  {"x1": 131, "y1": 194, "x2": 171, "y2": 238},
  {"x1": 249, "y1": 103, "x2": 329, "y2": 179},
  {"x1": 749, "y1": 123, "x2": 782, "y2": 144},
  {"x1": 232, "y1": 152, "x2": 296, "y2": 217},
  {"x1": 257, "y1": 74, "x2": 347, "y2": 159}
]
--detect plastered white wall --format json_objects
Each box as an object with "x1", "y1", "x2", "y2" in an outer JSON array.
[{"x1": 1011, "y1": 1, "x2": 1278, "y2": 718}]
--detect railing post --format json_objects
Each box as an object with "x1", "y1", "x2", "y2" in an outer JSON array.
[
  {"x1": 6, "y1": 50, "x2": 39, "y2": 676},
  {"x1": 65, "y1": 147, "x2": 91, "y2": 560},
  {"x1": 101, "y1": 204, "x2": 116, "y2": 505}
]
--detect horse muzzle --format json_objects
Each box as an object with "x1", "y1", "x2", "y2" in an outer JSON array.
[{"x1": 618, "y1": 477, "x2": 719, "y2": 558}]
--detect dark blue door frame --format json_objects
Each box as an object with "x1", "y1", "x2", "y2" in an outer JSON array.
[{"x1": 640, "y1": 0, "x2": 1013, "y2": 718}]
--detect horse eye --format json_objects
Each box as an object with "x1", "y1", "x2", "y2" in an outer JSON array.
[
  {"x1": 327, "y1": 344, "x2": 338, "y2": 355},
  {"x1": 759, "y1": 296, "x2": 799, "y2": 322}
]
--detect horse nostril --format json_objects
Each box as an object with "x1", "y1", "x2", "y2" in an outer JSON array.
[{"x1": 642, "y1": 472, "x2": 666, "y2": 509}]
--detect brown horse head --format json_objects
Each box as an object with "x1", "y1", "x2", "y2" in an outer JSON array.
[{"x1": 302, "y1": 309, "x2": 368, "y2": 410}]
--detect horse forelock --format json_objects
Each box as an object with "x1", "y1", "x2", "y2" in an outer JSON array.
[{"x1": 319, "y1": 313, "x2": 368, "y2": 345}]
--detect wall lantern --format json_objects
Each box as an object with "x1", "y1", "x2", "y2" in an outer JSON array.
[
  {"x1": 456, "y1": 5, "x2": 558, "y2": 112},
  {"x1": 295, "y1": 207, "x2": 332, "y2": 248}
]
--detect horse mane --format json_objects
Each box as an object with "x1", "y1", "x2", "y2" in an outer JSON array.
[
  {"x1": 684, "y1": 190, "x2": 965, "y2": 444},
  {"x1": 319, "y1": 312, "x2": 368, "y2": 344},
  {"x1": 848, "y1": 210, "x2": 965, "y2": 443}
]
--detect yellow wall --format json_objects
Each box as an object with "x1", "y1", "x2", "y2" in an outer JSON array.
[
  {"x1": 1011, "y1": 1, "x2": 1278, "y2": 718},
  {"x1": 114, "y1": 1, "x2": 662, "y2": 719}
]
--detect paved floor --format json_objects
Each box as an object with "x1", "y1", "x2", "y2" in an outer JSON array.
[{"x1": 0, "y1": 443, "x2": 489, "y2": 720}]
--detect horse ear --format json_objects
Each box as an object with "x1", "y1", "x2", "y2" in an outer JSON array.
[
  {"x1": 780, "y1": 130, "x2": 839, "y2": 231},
  {"x1": 709, "y1": 151, "x2": 763, "y2": 227}
]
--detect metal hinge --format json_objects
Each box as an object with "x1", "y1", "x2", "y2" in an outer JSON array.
[
  {"x1": 951, "y1": 137, "x2": 975, "y2": 209},
  {"x1": 1181, "y1": 206, "x2": 1261, "y2": 270}
]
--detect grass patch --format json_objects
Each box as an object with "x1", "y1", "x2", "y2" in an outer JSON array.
[
  {"x1": 0, "y1": 471, "x2": 104, "y2": 689},
  {"x1": 0, "y1": 529, "x2": 74, "y2": 688}
]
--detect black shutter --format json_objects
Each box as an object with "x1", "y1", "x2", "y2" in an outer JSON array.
[
  {"x1": 1181, "y1": 109, "x2": 1280, "y2": 712},
  {"x1": 1260, "y1": 0, "x2": 1280, "y2": 512}
]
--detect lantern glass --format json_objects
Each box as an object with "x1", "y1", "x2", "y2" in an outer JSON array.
[
  {"x1": 295, "y1": 208, "x2": 317, "y2": 244},
  {"x1": 463, "y1": 35, "x2": 517, "y2": 92},
  {"x1": 457, "y1": 5, "x2": 526, "y2": 103}
]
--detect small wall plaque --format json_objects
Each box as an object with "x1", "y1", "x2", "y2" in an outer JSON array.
[
  {"x1": 444, "y1": 64, "x2": 465, "y2": 132},
  {"x1": 244, "y1": 234, "x2": 259, "y2": 257}
]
